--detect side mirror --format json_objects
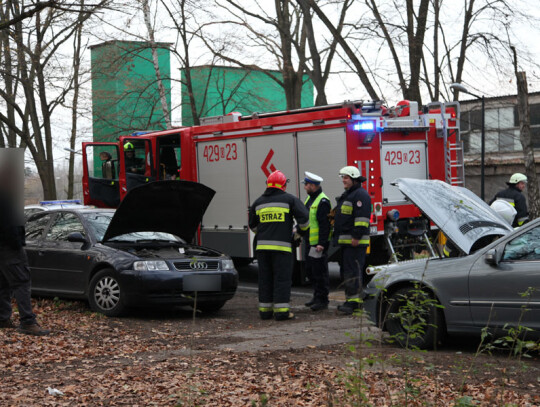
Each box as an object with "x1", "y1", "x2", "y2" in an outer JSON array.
[
  {"x1": 484, "y1": 248, "x2": 499, "y2": 266},
  {"x1": 67, "y1": 232, "x2": 87, "y2": 243}
]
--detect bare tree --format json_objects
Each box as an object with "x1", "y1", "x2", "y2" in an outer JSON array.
[
  {"x1": 0, "y1": 0, "x2": 109, "y2": 199},
  {"x1": 512, "y1": 46, "x2": 539, "y2": 220},
  {"x1": 66, "y1": 2, "x2": 87, "y2": 199},
  {"x1": 198, "y1": 0, "x2": 309, "y2": 110},
  {"x1": 141, "y1": 0, "x2": 171, "y2": 129},
  {"x1": 295, "y1": 0, "x2": 351, "y2": 105}
]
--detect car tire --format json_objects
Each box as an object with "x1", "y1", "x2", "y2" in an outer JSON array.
[
  {"x1": 195, "y1": 300, "x2": 227, "y2": 313},
  {"x1": 88, "y1": 269, "x2": 127, "y2": 317},
  {"x1": 384, "y1": 286, "x2": 444, "y2": 350}
]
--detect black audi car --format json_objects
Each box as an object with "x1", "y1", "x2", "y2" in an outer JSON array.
[{"x1": 24, "y1": 181, "x2": 238, "y2": 316}]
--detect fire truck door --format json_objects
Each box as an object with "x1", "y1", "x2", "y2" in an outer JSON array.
[
  {"x1": 82, "y1": 142, "x2": 120, "y2": 208},
  {"x1": 381, "y1": 141, "x2": 428, "y2": 204},
  {"x1": 196, "y1": 139, "x2": 250, "y2": 257},
  {"x1": 296, "y1": 128, "x2": 347, "y2": 205}
]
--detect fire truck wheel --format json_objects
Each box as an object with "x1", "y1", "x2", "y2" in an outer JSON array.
[
  {"x1": 384, "y1": 286, "x2": 445, "y2": 350},
  {"x1": 88, "y1": 269, "x2": 127, "y2": 317},
  {"x1": 196, "y1": 301, "x2": 227, "y2": 313}
]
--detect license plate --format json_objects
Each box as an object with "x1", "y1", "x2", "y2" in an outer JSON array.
[{"x1": 183, "y1": 274, "x2": 222, "y2": 291}]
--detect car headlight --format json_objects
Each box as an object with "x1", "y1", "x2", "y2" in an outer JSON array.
[
  {"x1": 221, "y1": 259, "x2": 235, "y2": 270},
  {"x1": 133, "y1": 260, "x2": 170, "y2": 271}
]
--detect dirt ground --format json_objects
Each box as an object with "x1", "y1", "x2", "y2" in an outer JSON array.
[{"x1": 2, "y1": 290, "x2": 540, "y2": 406}]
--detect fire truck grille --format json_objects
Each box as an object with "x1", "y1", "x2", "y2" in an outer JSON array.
[{"x1": 173, "y1": 260, "x2": 220, "y2": 271}]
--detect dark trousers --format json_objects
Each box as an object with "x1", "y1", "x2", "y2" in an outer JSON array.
[
  {"x1": 0, "y1": 258, "x2": 37, "y2": 326},
  {"x1": 305, "y1": 247, "x2": 329, "y2": 304},
  {"x1": 257, "y1": 250, "x2": 293, "y2": 309},
  {"x1": 340, "y1": 246, "x2": 367, "y2": 299}
]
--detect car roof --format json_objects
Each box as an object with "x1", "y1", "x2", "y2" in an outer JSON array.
[{"x1": 24, "y1": 200, "x2": 94, "y2": 210}]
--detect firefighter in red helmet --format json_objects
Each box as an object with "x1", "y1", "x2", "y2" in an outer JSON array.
[
  {"x1": 249, "y1": 170, "x2": 309, "y2": 321},
  {"x1": 396, "y1": 100, "x2": 411, "y2": 117}
]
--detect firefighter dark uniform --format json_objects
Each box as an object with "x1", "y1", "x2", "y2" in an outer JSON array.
[
  {"x1": 248, "y1": 171, "x2": 309, "y2": 321},
  {"x1": 302, "y1": 172, "x2": 331, "y2": 311},
  {"x1": 489, "y1": 173, "x2": 529, "y2": 228},
  {"x1": 333, "y1": 166, "x2": 371, "y2": 315}
]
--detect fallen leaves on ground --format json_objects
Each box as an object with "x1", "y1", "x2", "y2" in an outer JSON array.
[{"x1": 1, "y1": 298, "x2": 540, "y2": 406}]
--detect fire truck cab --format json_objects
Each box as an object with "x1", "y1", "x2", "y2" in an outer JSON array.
[{"x1": 82, "y1": 99, "x2": 463, "y2": 267}]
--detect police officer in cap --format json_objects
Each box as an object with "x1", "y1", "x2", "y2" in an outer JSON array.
[
  {"x1": 333, "y1": 166, "x2": 371, "y2": 315},
  {"x1": 302, "y1": 172, "x2": 331, "y2": 311},
  {"x1": 489, "y1": 173, "x2": 529, "y2": 228}
]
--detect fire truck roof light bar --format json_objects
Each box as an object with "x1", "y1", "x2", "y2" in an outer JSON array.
[{"x1": 354, "y1": 121, "x2": 376, "y2": 131}]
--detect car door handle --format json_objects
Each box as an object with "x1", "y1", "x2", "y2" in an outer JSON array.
[{"x1": 38, "y1": 251, "x2": 45, "y2": 256}]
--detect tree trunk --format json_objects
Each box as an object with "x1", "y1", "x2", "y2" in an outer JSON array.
[
  {"x1": 142, "y1": 0, "x2": 171, "y2": 129},
  {"x1": 515, "y1": 70, "x2": 539, "y2": 220},
  {"x1": 68, "y1": 6, "x2": 84, "y2": 199}
]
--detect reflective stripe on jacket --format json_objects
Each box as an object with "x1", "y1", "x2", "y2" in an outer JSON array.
[
  {"x1": 249, "y1": 188, "x2": 309, "y2": 252},
  {"x1": 489, "y1": 185, "x2": 529, "y2": 227},
  {"x1": 304, "y1": 190, "x2": 331, "y2": 246},
  {"x1": 333, "y1": 183, "x2": 371, "y2": 247}
]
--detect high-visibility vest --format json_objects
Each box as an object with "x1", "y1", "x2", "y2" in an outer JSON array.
[{"x1": 304, "y1": 192, "x2": 330, "y2": 246}]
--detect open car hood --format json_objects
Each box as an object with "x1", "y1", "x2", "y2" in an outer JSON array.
[
  {"x1": 394, "y1": 178, "x2": 513, "y2": 255},
  {"x1": 102, "y1": 181, "x2": 215, "y2": 243}
]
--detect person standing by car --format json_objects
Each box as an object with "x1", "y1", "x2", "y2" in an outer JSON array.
[
  {"x1": 0, "y1": 156, "x2": 49, "y2": 336},
  {"x1": 302, "y1": 172, "x2": 331, "y2": 311},
  {"x1": 333, "y1": 166, "x2": 371, "y2": 315},
  {"x1": 249, "y1": 170, "x2": 309, "y2": 321},
  {"x1": 489, "y1": 173, "x2": 529, "y2": 228}
]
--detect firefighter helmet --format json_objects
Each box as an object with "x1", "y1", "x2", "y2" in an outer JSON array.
[
  {"x1": 267, "y1": 170, "x2": 288, "y2": 190},
  {"x1": 507, "y1": 173, "x2": 527, "y2": 185},
  {"x1": 396, "y1": 100, "x2": 411, "y2": 117},
  {"x1": 490, "y1": 199, "x2": 517, "y2": 226},
  {"x1": 339, "y1": 166, "x2": 361, "y2": 179},
  {"x1": 124, "y1": 142, "x2": 135, "y2": 151}
]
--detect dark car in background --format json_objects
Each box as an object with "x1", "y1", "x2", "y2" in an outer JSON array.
[{"x1": 24, "y1": 181, "x2": 238, "y2": 316}]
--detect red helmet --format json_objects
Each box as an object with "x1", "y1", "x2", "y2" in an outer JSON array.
[
  {"x1": 267, "y1": 170, "x2": 288, "y2": 190},
  {"x1": 396, "y1": 100, "x2": 410, "y2": 117}
]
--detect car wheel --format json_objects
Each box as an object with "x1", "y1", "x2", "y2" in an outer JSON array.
[
  {"x1": 88, "y1": 269, "x2": 127, "y2": 317},
  {"x1": 196, "y1": 300, "x2": 227, "y2": 313},
  {"x1": 384, "y1": 286, "x2": 444, "y2": 350}
]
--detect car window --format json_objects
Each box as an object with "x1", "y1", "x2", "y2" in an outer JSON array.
[
  {"x1": 83, "y1": 212, "x2": 113, "y2": 242},
  {"x1": 46, "y1": 213, "x2": 86, "y2": 241},
  {"x1": 25, "y1": 213, "x2": 52, "y2": 241},
  {"x1": 24, "y1": 208, "x2": 44, "y2": 219},
  {"x1": 502, "y1": 226, "x2": 540, "y2": 261}
]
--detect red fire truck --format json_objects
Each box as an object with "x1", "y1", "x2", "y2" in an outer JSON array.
[{"x1": 82, "y1": 99, "x2": 463, "y2": 267}]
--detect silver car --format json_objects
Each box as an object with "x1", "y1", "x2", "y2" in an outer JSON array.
[{"x1": 364, "y1": 178, "x2": 540, "y2": 349}]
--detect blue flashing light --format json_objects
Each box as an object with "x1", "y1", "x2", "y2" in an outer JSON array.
[
  {"x1": 131, "y1": 131, "x2": 151, "y2": 136},
  {"x1": 353, "y1": 121, "x2": 376, "y2": 131},
  {"x1": 39, "y1": 199, "x2": 82, "y2": 206}
]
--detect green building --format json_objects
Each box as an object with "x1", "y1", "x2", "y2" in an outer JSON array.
[
  {"x1": 90, "y1": 40, "x2": 172, "y2": 142},
  {"x1": 181, "y1": 65, "x2": 314, "y2": 126}
]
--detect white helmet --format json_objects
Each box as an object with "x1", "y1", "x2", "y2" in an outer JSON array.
[
  {"x1": 339, "y1": 166, "x2": 361, "y2": 179},
  {"x1": 490, "y1": 199, "x2": 517, "y2": 226},
  {"x1": 508, "y1": 173, "x2": 527, "y2": 184}
]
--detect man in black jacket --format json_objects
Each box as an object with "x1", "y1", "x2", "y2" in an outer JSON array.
[
  {"x1": 489, "y1": 173, "x2": 529, "y2": 228},
  {"x1": 302, "y1": 171, "x2": 331, "y2": 311},
  {"x1": 333, "y1": 166, "x2": 371, "y2": 315},
  {"x1": 249, "y1": 170, "x2": 309, "y2": 321},
  {"x1": 0, "y1": 156, "x2": 49, "y2": 336}
]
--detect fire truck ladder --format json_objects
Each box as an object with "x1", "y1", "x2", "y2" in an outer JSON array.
[{"x1": 428, "y1": 101, "x2": 465, "y2": 187}]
